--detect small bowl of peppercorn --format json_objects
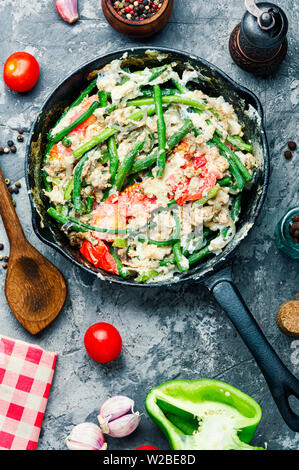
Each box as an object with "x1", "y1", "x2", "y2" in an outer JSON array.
[
  {"x1": 275, "y1": 207, "x2": 299, "y2": 260},
  {"x1": 102, "y1": 0, "x2": 173, "y2": 37}
]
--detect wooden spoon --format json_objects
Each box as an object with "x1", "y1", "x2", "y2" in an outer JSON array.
[{"x1": 0, "y1": 168, "x2": 67, "y2": 334}]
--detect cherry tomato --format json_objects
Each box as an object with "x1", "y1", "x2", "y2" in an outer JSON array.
[
  {"x1": 136, "y1": 445, "x2": 159, "y2": 450},
  {"x1": 3, "y1": 52, "x2": 39, "y2": 92},
  {"x1": 84, "y1": 322, "x2": 122, "y2": 363}
]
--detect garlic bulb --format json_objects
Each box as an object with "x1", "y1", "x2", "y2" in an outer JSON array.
[
  {"x1": 55, "y1": 0, "x2": 79, "y2": 24},
  {"x1": 98, "y1": 396, "x2": 141, "y2": 438},
  {"x1": 65, "y1": 422, "x2": 107, "y2": 450}
]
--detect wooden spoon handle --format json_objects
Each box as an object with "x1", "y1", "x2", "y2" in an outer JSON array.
[{"x1": 0, "y1": 167, "x2": 25, "y2": 246}]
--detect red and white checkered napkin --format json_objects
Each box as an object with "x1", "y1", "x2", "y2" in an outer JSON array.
[{"x1": 0, "y1": 335, "x2": 57, "y2": 450}]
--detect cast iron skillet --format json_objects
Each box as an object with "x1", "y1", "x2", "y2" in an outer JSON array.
[{"x1": 25, "y1": 47, "x2": 299, "y2": 431}]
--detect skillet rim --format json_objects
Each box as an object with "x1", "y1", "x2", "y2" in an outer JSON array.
[{"x1": 25, "y1": 46, "x2": 270, "y2": 287}]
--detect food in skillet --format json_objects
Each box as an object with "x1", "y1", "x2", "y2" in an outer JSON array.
[{"x1": 44, "y1": 58, "x2": 256, "y2": 283}]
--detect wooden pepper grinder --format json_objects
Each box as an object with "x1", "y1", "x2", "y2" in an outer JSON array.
[{"x1": 229, "y1": 0, "x2": 288, "y2": 76}]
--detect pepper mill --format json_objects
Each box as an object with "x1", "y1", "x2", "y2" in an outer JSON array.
[{"x1": 229, "y1": 0, "x2": 288, "y2": 76}]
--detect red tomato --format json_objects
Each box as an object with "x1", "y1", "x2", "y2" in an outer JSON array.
[
  {"x1": 136, "y1": 445, "x2": 159, "y2": 450},
  {"x1": 3, "y1": 52, "x2": 39, "y2": 92},
  {"x1": 80, "y1": 240, "x2": 119, "y2": 274},
  {"x1": 84, "y1": 322, "x2": 122, "y2": 363}
]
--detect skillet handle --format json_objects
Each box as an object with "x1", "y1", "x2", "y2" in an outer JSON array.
[{"x1": 204, "y1": 265, "x2": 299, "y2": 432}]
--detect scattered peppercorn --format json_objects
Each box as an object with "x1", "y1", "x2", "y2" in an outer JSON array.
[
  {"x1": 7, "y1": 140, "x2": 14, "y2": 147},
  {"x1": 284, "y1": 150, "x2": 292, "y2": 159},
  {"x1": 18, "y1": 128, "x2": 24, "y2": 134},
  {"x1": 288, "y1": 141, "x2": 296, "y2": 151},
  {"x1": 3, "y1": 256, "x2": 9, "y2": 262},
  {"x1": 10, "y1": 146, "x2": 17, "y2": 153},
  {"x1": 17, "y1": 135, "x2": 24, "y2": 142},
  {"x1": 15, "y1": 181, "x2": 21, "y2": 188},
  {"x1": 2, "y1": 263, "x2": 7, "y2": 270},
  {"x1": 110, "y1": 0, "x2": 165, "y2": 22},
  {"x1": 4, "y1": 148, "x2": 10, "y2": 154},
  {"x1": 5, "y1": 179, "x2": 10, "y2": 186},
  {"x1": 0, "y1": 147, "x2": 4, "y2": 155},
  {"x1": 0, "y1": 244, "x2": 4, "y2": 251},
  {"x1": 8, "y1": 187, "x2": 14, "y2": 193},
  {"x1": 289, "y1": 216, "x2": 299, "y2": 244},
  {"x1": 0, "y1": 256, "x2": 3, "y2": 261},
  {"x1": 13, "y1": 187, "x2": 19, "y2": 194}
]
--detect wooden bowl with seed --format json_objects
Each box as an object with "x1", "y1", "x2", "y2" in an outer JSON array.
[{"x1": 101, "y1": 0, "x2": 174, "y2": 38}]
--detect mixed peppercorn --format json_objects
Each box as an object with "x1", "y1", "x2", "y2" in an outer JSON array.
[
  {"x1": 110, "y1": 0, "x2": 165, "y2": 21},
  {"x1": 0, "y1": 128, "x2": 24, "y2": 156}
]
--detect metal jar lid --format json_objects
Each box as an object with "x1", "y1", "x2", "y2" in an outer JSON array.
[{"x1": 242, "y1": 1, "x2": 288, "y2": 49}]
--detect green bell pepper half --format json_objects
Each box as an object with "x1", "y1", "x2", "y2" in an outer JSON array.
[{"x1": 145, "y1": 379, "x2": 264, "y2": 450}]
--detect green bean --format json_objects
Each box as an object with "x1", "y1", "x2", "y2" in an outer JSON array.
[
  {"x1": 212, "y1": 134, "x2": 252, "y2": 183},
  {"x1": 64, "y1": 178, "x2": 74, "y2": 201},
  {"x1": 99, "y1": 150, "x2": 110, "y2": 165},
  {"x1": 112, "y1": 238, "x2": 128, "y2": 248},
  {"x1": 215, "y1": 146, "x2": 245, "y2": 190},
  {"x1": 102, "y1": 136, "x2": 120, "y2": 201},
  {"x1": 230, "y1": 193, "x2": 242, "y2": 222},
  {"x1": 109, "y1": 247, "x2": 129, "y2": 278},
  {"x1": 115, "y1": 141, "x2": 145, "y2": 192},
  {"x1": 154, "y1": 85, "x2": 166, "y2": 177},
  {"x1": 47, "y1": 207, "x2": 86, "y2": 232},
  {"x1": 172, "y1": 80, "x2": 188, "y2": 94},
  {"x1": 73, "y1": 128, "x2": 119, "y2": 159},
  {"x1": 193, "y1": 185, "x2": 220, "y2": 208},
  {"x1": 136, "y1": 270, "x2": 160, "y2": 283},
  {"x1": 49, "y1": 101, "x2": 100, "y2": 146},
  {"x1": 148, "y1": 65, "x2": 168, "y2": 82},
  {"x1": 141, "y1": 88, "x2": 177, "y2": 98},
  {"x1": 86, "y1": 196, "x2": 94, "y2": 214},
  {"x1": 148, "y1": 213, "x2": 180, "y2": 247},
  {"x1": 188, "y1": 245, "x2": 211, "y2": 266},
  {"x1": 62, "y1": 137, "x2": 72, "y2": 147},
  {"x1": 227, "y1": 135, "x2": 253, "y2": 152},
  {"x1": 215, "y1": 129, "x2": 252, "y2": 151},
  {"x1": 47, "y1": 78, "x2": 97, "y2": 141},
  {"x1": 128, "y1": 106, "x2": 157, "y2": 122},
  {"x1": 98, "y1": 90, "x2": 108, "y2": 107},
  {"x1": 218, "y1": 176, "x2": 233, "y2": 187},
  {"x1": 173, "y1": 242, "x2": 189, "y2": 273},
  {"x1": 73, "y1": 154, "x2": 89, "y2": 213},
  {"x1": 129, "y1": 119, "x2": 193, "y2": 175},
  {"x1": 127, "y1": 95, "x2": 206, "y2": 111}
]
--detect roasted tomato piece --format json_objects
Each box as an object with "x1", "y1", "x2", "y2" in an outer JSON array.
[
  {"x1": 121, "y1": 183, "x2": 159, "y2": 217},
  {"x1": 92, "y1": 197, "x2": 127, "y2": 243},
  {"x1": 175, "y1": 172, "x2": 218, "y2": 206},
  {"x1": 49, "y1": 142, "x2": 73, "y2": 161},
  {"x1": 80, "y1": 240, "x2": 119, "y2": 274},
  {"x1": 69, "y1": 114, "x2": 97, "y2": 136}
]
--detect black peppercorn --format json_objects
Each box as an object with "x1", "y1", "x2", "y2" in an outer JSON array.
[
  {"x1": 288, "y1": 141, "x2": 296, "y2": 151},
  {"x1": 0, "y1": 147, "x2": 4, "y2": 155},
  {"x1": 17, "y1": 135, "x2": 24, "y2": 142},
  {"x1": 284, "y1": 150, "x2": 292, "y2": 159},
  {"x1": 18, "y1": 128, "x2": 24, "y2": 134},
  {"x1": 7, "y1": 140, "x2": 14, "y2": 147},
  {"x1": 0, "y1": 244, "x2": 4, "y2": 250},
  {"x1": 10, "y1": 146, "x2": 17, "y2": 153}
]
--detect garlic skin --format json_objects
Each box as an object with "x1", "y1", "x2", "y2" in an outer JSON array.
[
  {"x1": 65, "y1": 422, "x2": 107, "y2": 450},
  {"x1": 55, "y1": 0, "x2": 79, "y2": 24},
  {"x1": 98, "y1": 396, "x2": 141, "y2": 438}
]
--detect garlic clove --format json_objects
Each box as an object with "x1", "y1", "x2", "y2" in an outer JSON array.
[
  {"x1": 107, "y1": 412, "x2": 141, "y2": 438},
  {"x1": 55, "y1": 0, "x2": 79, "y2": 24},
  {"x1": 98, "y1": 396, "x2": 135, "y2": 426},
  {"x1": 65, "y1": 422, "x2": 107, "y2": 450}
]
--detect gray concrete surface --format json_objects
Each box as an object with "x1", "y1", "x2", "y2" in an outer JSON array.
[{"x1": 0, "y1": 0, "x2": 298, "y2": 450}]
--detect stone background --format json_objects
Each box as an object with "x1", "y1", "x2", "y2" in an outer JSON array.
[{"x1": 0, "y1": 0, "x2": 298, "y2": 450}]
